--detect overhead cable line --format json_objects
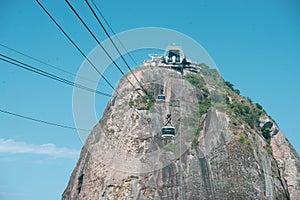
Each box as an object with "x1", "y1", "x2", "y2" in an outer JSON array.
[
  {"x1": 90, "y1": 0, "x2": 139, "y2": 67},
  {"x1": 85, "y1": 0, "x2": 148, "y2": 95},
  {"x1": 34, "y1": 1, "x2": 153, "y2": 124},
  {"x1": 0, "y1": 43, "x2": 108, "y2": 86},
  {"x1": 65, "y1": 0, "x2": 140, "y2": 93},
  {"x1": 35, "y1": 0, "x2": 119, "y2": 97},
  {"x1": 0, "y1": 108, "x2": 91, "y2": 132},
  {"x1": 0, "y1": 53, "x2": 149, "y2": 123},
  {"x1": 0, "y1": 55, "x2": 150, "y2": 129},
  {"x1": 0, "y1": 53, "x2": 112, "y2": 97}
]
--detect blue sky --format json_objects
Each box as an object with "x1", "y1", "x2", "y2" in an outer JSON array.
[{"x1": 0, "y1": 0, "x2": 299, "y2": 199}]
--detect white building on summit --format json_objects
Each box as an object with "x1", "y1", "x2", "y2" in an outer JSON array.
[
  {"x1": 164, "y1": 46, "x2": 186, "y2": 65},
  {"x1": 143, "y1": 46, "x2": 196, "y2": 74}
]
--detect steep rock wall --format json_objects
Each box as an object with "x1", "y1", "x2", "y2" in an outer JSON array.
[{"x1": 62, "y1": 67, "x2": 299, "y2": 200}]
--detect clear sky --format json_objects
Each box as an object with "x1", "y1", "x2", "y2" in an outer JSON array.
[{"x1": 0, "y1": 0, "x2": 299, "y2": 199}]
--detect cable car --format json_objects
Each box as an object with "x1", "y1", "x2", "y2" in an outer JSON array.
[
  {"x1": 162, "y1": 125, "x2": 176, "y2": 138},
  {"x1": 157, "y1": 89, "x2": 165, "y2": 102},
  {"x1": 157, "y1": 94, "x2": 166, "y2": 102},
  {"x1": 162, "y1": 114, "x2": 176, "y2": 139}
]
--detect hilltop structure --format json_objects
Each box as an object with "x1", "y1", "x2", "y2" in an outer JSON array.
[{"x1": 143, "y1": 46, "x2": 199, "y2": 74}]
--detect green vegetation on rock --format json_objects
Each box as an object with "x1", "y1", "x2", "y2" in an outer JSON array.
[
  {"x1": 185, "y1": 73, "x2": 209, "y2": 96},
  {"x1": 228, "y1": 100, "x2": 262, "y2": 129},
  {"x1": 237, "y1": 135, "x2": 245, "y2": 143},
  {"x1": 224, "y1": 79, "x2": 267, "y2": 131},
  {"x1": 198, "y1": 98, "x2": 211, "y2": 116},
  {"x1": 266, "y1": 146, "x2": 272, "y2": 154},
  {"x1": 246, "y1": 140, "x2": 251, "y2": 146},
  {"x1": 184, "y1": 72, "x2": 213, "y2": 147},
  {"x1": 130, "y1": 93, "x2": 156, "y2": 110},
  {"x1": 225, "y1": 81, "x2": 234, "y2": 91},
  {"x1": 261, "y1": 122, "x2": 273, "y2": 142}
]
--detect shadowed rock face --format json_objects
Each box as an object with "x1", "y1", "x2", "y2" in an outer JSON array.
[{"x1": 62, "y1": 67, "x2": 300, "y2": 200}]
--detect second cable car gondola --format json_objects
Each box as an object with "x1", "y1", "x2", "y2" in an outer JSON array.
[
  {"x1": 157, "y1": 89, "x2": 165, "y2": 102},
  {"x1": 157, "y1": 94, "x2": 166, "y2": 102},
  {"x1": 161, "y1": 114, "x2": 176, "y2": 139}
]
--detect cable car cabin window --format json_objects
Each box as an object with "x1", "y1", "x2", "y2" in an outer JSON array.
[{"x1": 157, "y1": 95, "x2": 165, "y2": 102}]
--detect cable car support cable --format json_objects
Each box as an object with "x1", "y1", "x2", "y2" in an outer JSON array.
[
  {"x1": 90, "y1": 0, "x2": 139, "y2": 68},
  {"x1": 84, "y1": 0, "x2": 148, "y2": 95},
  {"x1": 65, "y1": 0, "x2": 140, "y2": 95},
  {"x1": 0, "y1": 54, "x2": 112, "y2": 97},
  {"x1": 0, "y1": 43, "x2": 108, "y2": 86},
  {"x1": 0, "y1": 108, "x2": 91, "y2": 132},
  {"x1": 35, "y1": 0, "x2": 119, "y2": 97}
]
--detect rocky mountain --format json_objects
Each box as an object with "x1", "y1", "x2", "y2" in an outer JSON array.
[{"x1": 62, "y1": 64, "x2": 300, "y2": 199}]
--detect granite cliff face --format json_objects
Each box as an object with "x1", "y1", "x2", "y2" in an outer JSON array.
[{"x1": 62, "y1": 65, "x2": 300, "y2": 199}]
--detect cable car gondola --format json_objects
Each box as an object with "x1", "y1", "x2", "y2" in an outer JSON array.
[
  {"x1": 157, "y1": 89, "x2": 165, "y2": 102},
  {"x1": 162, "y1": 125, "x2": 176, "y2": 138},
  {"x1": 157, "y1": 94, "x2": 166, "y2": 102},
  {"x1": 161, "y1": 114, "x2": 176, "y2": 139}
]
